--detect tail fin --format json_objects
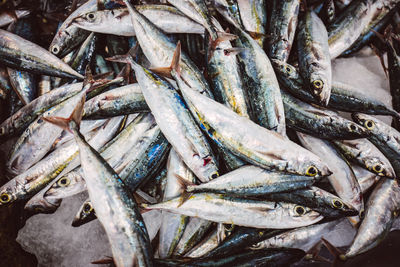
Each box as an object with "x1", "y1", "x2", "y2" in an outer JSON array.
[
  {"x1": 321, "y1": 237, "x2": 346, "y2": 262},
  {"x1": 150, "y1": 41, "x2": 182, "y2": 78},
  {"x1": 43, "y1": 68, "x2": 90, "y2": 132},
  {"x1": 208, "y1": 31, "x2": 238, "y2": 62}
]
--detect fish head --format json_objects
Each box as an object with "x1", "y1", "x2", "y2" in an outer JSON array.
[
  {"x1": 351, "y1": 113, "x2": 381, "y2": 135},
  {"x1": 287, "y1": 203, "x2": 323, "y2": 224},
  {"x1": 329, "y1": 197, "x2": 359, "y2": 217},
  {"x1": 24, "y1": 197, "x2": 61, "y2": 215},
  {"x1": 271, "y1": 59, "x2": 300, "y2": 80},
  {"x1": 308, "y1": 74, "x2": 331, "y2": 106},
  {"x1": 294, "y1": 152, "x2": 332, "y2": 178},
  {"x1": 342, "y1": 119, "x2": 369, "y2": 138},
  {"x1": 72, "y1": 200, "x2": 95, "y2": 227},
  {"x1": 0, "y1": 184, "x2": 17, "y2": 207},
  {"x1": 44, "y1": 174, "x2": 81, "y2": 199},
  {"x1": 72, "y1": 11, "x2": 105, "y2": 31}
]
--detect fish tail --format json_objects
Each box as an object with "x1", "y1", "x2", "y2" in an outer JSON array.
[
  {"x1": 321, "y1": 237, "x2": 347, "y2": 262},
  {"x1": 150, "y1": 41, "x2": 182, "y2": 78}
]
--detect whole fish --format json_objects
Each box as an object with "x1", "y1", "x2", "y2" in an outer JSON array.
[
  {"x1": 297, "y1": 132, "x2": 363, "y2": 225},
  {"x1": 344, "y1": 178, "x2": 400, "y2": 258},
  {"x1": 175, "y1": 70, "x2": 331, "y2": 177},
  {"x1": 333, "y1": 138, "x2": 395, "y2": 178},
  {"x1": 268, "y1": 0, "x2": 300, "y2": 62},
  {"x1": 186, "y1": 165, "x2": 321, "y2": 196},
  {"x1": 73, "y1": 5, "x2": 205, "y2": 36},
  {"x1": 352, "y1": 113, "x2": 400, "y2": 177},
  {"x1": 43, "y1": 95, "x2": 154, "y2": 267},
  {"x1": 251, "y1": 220, "x2": 341, "y2": 252},
  {"x1": 273, "y1": 59, "x2": 400, "y2": 118},
  {"x1": 145, "y1": 193, "x2": 323, "y2": 229},
  {"x1": 132, "y1": 62, "x2": 219, "y2": 183},
  {"x1": 297, "y1": 10, "x2": 332, "y2": 105},
  {"x1": 0, "y1": 29, "x2": 83, "y2": 79}
]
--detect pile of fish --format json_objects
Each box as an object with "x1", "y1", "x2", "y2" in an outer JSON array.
[{"x1": 2, "y1": 0, "x2": 400, "y2": 266}]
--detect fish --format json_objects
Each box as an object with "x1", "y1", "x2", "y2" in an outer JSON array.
[
  {"x1": 268, "y1": 0, "x2": 300, "y2": 62},
  {"x1": 0, "y1": 29, "x2": 83, "y2": 79},
  {"x1": 174, "y1": 64, "x2": 331, "y2": 178},
  {"x1": 144, "y1": 193, "x2": 323, "y2": 229},
  {"x1": 73, "y1": 5, "x2": 205, "y2": 36},
  {"x1": 352, "y1": 113, "x2": 400, "y2": 177},
  {"x1": 43, "y1": 91, "x2": 154, "y2": 267},
  {"x1": 297, "y1": 10, "x2": 332, "y2": 105},
  {"x1": 131, "y1": 61, "x2": 219, "y2": 183}
]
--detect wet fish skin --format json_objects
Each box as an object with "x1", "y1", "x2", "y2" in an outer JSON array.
[
  {"x1": 123, "y1": 0, "x2": 213, "y2": 98},
  {"x1": 0, "y1": 29, "x2": 83, "y2": 79},
  {"x1": 156, "y1": 248, "x2": 305, "y2": 267},
  {"x1": 73, "y1": 6, "x2": 205, "y2": 36},
  {"x1": 297, "y1": 10, "x2": 332, "y2": 106},
  {"x1": 282, "y1": 89, "x2": 369, "y2": 140},
  {"x1": 273, "y1": 59, "x2": 400, "y2": 118},
  {"x1": 83, "y1": 84, "x2": 148, "y2": 119},
  {"x1": 145, "y1": 193, "x2": 324, "y2": 229},
  {"x1": 297, "y1": 132, "x2": 364, "y2": 225},
  {"x1": 0, "y1": 82, "x2": 83, "y2": 140},
  {"x1": 333, "y1": 138, "x2": 395, "y2": 178},
  {"x1": 233, "y1": 26, "x2": 286, "y2": 135},
  {"x1": 132, "y1": 62, "x2": 218, "y2": 183},
  {"x1": 268, "y1": 0, "x2": 300, "y2": 62},
  {"x1": 0, "y1": 117, "x2": 122, "y2": 206},
  {"x1": 176, "y1": 73, "x2": 331, "y2": 177},
  {"x1": 264, "y1": 186, "x2": 358, "y2": 218},
  {"x1": 237, "y1": 0, "x2": 267, "y2": 47},
  {"x1": 351, "y1": 164, "x2": 380, "y2": 194},
  {"x1": 187, "y1": 165, "x2": 320, "y2": 197},
  {"x1": 251, "y1": 220, "x2": 340, "y2": 251},
  {"x1": 345, "y1": 178, "x2": 400, "y2": 258},
  {"x1": 69, "y1": 119, "x2": 154, "y2": 267},
  {"x1": 352, "y1": 113, "x2": 400, "y2": 177},
  {"x1": 206, "y1": 21, "x2": 250, "y2": 119},
  {"x1": 49, "y1": 0, "x2": 97, "y2": 58},
  {"x1": 159, "y1": 149, "x2": 195, "y2": 258},
  {"x1": 205, "y1": 227, "x2": 285, "y2": 258},
  {"x1": 7, "y1": 18, "x2": 38, "y2": 105}
]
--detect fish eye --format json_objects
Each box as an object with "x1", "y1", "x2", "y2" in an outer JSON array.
[
  {"x1": 251, "y1": 242, "x2": 263, "y2": 249},
  {"x1": 305, "y1": 166, "x2": 318, "y2": 177},
  {"x1": 285, "y1": 66, "x2": 292, "y2": 73},
  {"x1": 332, "y1": 199, "x2": 344, "y2": 209},
  {"x1": 0, "y1": 193, "x2": 11, "y2": 204},
  {"x1": 359, "y1": 210, "x2": 365, "y2": 219},
  {"x1": 83, "y1": 203, "x2": 93, "y2": 214},
  {"x1": 51, "y1": 45, "x2": 60, "y2": 55},
  {"x1": 394, "y1": 210, "x2": 400, "y2": 217},
  {"x1": 210, "y1": 172, "x2": 219, "y2": 179},
  {"x1": 86, "y1": 12, "x2": 96, "y2": 21},
  {"x1": 364, "y1": 120, "x2": 375, "y2": 130},
  {"x1": 373, "y1": 164, "x2": 383, "y2": 173},
  {"x1": 294, "y1": 205, "x2": 306, "y2": 216},
  {"x1": 348, "y1": 124, "x2": 357, "y2": 132},
  {"x1": 312, "y1": 80, "x2": 324, "y2": 90},
  {"x1": 58, "y1": 177, "x2": 70, "y2": 187}
]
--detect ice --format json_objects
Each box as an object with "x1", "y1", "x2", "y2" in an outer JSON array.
[
  {"x1": 332, "y1": 48, "x2": 392, "y2": 124},
  {"x1": 17, "y1": 192, "x2": 111, "y2": 267}
]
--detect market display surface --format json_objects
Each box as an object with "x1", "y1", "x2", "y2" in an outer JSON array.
[{"x1": 1, "y1": 0, "x2": 400, "y2": 266}]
